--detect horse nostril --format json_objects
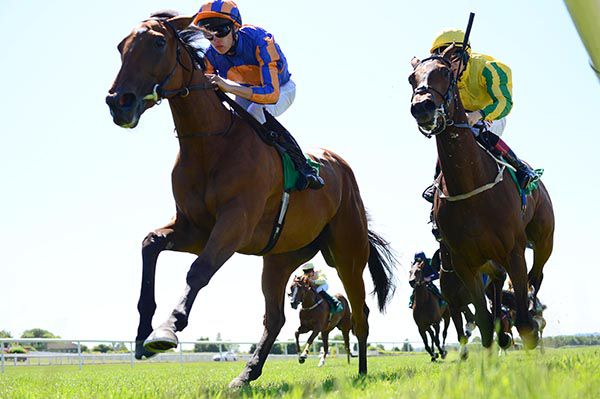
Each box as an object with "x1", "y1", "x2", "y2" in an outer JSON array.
[
  {"x1": 118, "y1": 93, "x2": 137, "y2": 108},
  {"x1": 411, "y1": 99, "x2": 436, "y2": 119}
]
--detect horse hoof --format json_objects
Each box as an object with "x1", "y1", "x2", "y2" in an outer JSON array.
[
  {"x1": 298, "y1": 356, "x2": 306, "y2": 364},
  {"x1": 441, "y1": 350, "x2": 447, "y2": 359},
  {"x1": 143, "y1": 328, "x2": 178, "y2": 353},
  {"x1": 135, "y1": 341, "x2": 158, "y2": 360},
  {"x1": 498, "y1": 333, "x2": 513, "y2": 350},
  {"x1": 228, "y1": 378, "x2": 248, "y2": 389},
  {"x1": 459, "y1": 347, "x2": 469, "y2": 360}
]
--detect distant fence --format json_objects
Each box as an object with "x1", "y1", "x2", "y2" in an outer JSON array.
[{"x1": 0, "y1": 338, "x2": 426, "y2": 373}]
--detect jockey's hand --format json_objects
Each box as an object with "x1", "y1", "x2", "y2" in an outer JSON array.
[
  {"x1": 466, "y1": 111, "x2": 482, "y2": 126},
  {"x1": 206, "y1": 74, "x2": 232, "y2": 92}
]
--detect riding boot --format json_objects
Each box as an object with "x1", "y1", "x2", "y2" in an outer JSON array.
[
  {"x1": 422, "y1": 184, "x2": 436, "y2": 204},
  {"x1": 320, "y1": 291, "x2": 343, "y2": 314},
  {"x1": 271, "y1": 128, "x2": 324, "y2": 190},
  {"x1": 429, "y1": 209, "x2": 442, "y2": 242},
  {"x1": 408, "y1": 291, "x2": 415, "y2": 308},
  {"x1": 475, "y1": 131, "x2": 538, "y2": 191}
]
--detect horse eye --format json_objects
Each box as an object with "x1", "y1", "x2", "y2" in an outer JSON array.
[{"x1": 156, "y1": 37, "x2": 166, "y2": 48}]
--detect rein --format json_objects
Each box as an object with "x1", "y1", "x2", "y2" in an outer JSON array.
[{"x1": 302, "y1": 298, "x2": 324, "y2": 311}]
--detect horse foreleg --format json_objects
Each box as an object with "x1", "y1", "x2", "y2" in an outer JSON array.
[
  {"x1": 230, "y1": 246, "x2": 318, "y2": 388},
  {"x1": 506, "y1": 247, "x2": 539, "y2": 349},
  {"x1": 136, "y1": 224, "x2": 197, "y2": 359},
  {"x1": 420, "y1": 328, "x2": 436, "y2": 361},
  {"x1": 454, "y1": 260, "x2": 494, "y2": 348},
  {"x1": 319, "y1": 331, "x2": 330, "y2": 367}
]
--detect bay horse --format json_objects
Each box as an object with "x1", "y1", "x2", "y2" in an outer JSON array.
[
  {"x1": 408, "y1": 46, "x2": 554, "y2": 350},
  {"x1": 409, "y1": 259, "x2": 450, "y2": 361},
  {"x1": 289, "y1": 276, "x2": 352, "y2": 367},
  {"x1": 105, "y1": 13, "x2": 395, "y2": 387}
]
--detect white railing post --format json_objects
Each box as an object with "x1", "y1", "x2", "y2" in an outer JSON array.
[
  {"x1": 1, "y1": 340, "x2": 4, "y2": 374},
  {"x1": 77, "y1": 341, "x2": 82, "y2": 370},
  {"x1": 179, "y1": 343, "x2": 183, "y2": 364},
  {"x1": 130, "y1": 342, "x2": 134, "y2": 368}
]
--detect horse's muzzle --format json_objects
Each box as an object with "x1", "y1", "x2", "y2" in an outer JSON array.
[
  {"x1": 105, "y1": 91, "x2": 144, "y2": 128},
  {"x1": 410, "y1": 98, "x2": 437, "y2": 126}
]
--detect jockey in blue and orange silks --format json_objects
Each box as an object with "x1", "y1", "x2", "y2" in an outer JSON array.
[
  {"x1": 422, "y1": 29, "x2": 539, "y2": 204},
  {"x1": 192, "y1": 1, "x2": 324, "y2": 191}
]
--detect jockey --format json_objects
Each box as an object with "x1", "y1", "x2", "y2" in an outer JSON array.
[
  {"x1": 422, "y1": 29, "x2": 539, "y2": 203},
  {"x1": 192, "y1": 0, "x2": 324, "y2": 190},
  {"x1": 301, "y1": 263, "x2": 343, "y2": 314},
  {"x1": 409, "y1": 251, "x2": 445, "y2": 308}
]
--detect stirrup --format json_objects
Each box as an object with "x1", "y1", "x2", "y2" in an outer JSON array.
[{"x1": 422, "y1": 184, "x2": 436, "y2": 203}]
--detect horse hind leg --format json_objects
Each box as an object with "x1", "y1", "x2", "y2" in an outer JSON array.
[
  {"x1": 230, "y1": 245, "x2": 319, "y2": 388},
  {"x1": 319, "y1": 207, "x2": 371, "y2": 374},
  {"x1": 526, "y1": 190, "x2": 555, "y2": 296}
]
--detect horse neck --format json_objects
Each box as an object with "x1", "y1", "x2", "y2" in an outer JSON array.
[
  {"x1": 414, "y1": 284, "x2": 435, "y2": 307},
  {"x1": 435, "y1": 95, "x2": 495, "y2": 196},
  {"x1": 301, "y1": 288, "x2": 320, "y2": 308},
  {"x1": 167, "y1": 79, "x2": 233, "y2": 160}
]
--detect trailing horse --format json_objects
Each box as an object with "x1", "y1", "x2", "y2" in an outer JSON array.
[
  {"x1": 408, "y1": 46, "x2": 554, "y2": 349},
  {"x1": 409, "y1": 259, "x2": 450, "y2": 361},
  {"x1": 289, "y1": 276, "x2": 352, "y2": 367},
  {"x1": 106, "y1": 13, "x2": 396, "y2": 387}
]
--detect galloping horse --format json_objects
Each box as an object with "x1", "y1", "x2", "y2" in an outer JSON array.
[
  {"x1": 106, "y1": 13, "x2": 395, "y2": 387},
  {"x1": 408, "y1": 46, "x2": 554, "y2": 349},
  {"x1": 289, "y1": 276, "x2": 352, "y2": 367},
  {"x1": 409, "y1": 259, "x2": 450, "y2": 361}
]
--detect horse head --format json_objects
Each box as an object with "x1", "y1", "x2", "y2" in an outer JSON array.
[
  {"x1": 408, "y1": 44, "x2": 464, "y2": 137},
  {"x1": 106, "y1": 12, "x2": 205, "y2": 128},
  {"x1": 409, "y1": 260, "x2": 425, "y2": 287},
  {"x1": 289, "y1": 276, "x2": 313, "y2": 309}
]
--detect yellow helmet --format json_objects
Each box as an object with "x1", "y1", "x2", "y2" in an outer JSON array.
[{"x1": 430, "y1": 29, "x2": 471, "y2": 54}]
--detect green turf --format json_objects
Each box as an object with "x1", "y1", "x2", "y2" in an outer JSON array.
[{"x1": 1, "y1": 348, "x2": 599, "y2": 398}]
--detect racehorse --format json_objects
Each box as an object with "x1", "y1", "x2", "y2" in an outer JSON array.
[
  {"x1": 408, "y1": 46, "x2": 555, "y2": 349},
  {"x1": 409, "y1": 259, "x2": 450, "y2": 361},
  {"x1": 106, "y1": 13, "x2": 395, "y2": 387},
  {"x1": 289, "y1": 276, "x2": 352, "y2": 367}
]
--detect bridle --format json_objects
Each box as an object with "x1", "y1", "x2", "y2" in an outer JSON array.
[
  {"x1": 140, "y1": 18, "x2": 214, "y2": 104},
  {"x1": 137, "y1": 18, "x2": 235, "y2": 138},
  {"x1": 411, "y1": 55, "x2": 470, "y2": 138}
]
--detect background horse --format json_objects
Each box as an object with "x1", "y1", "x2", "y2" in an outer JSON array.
[
  {"x1": 502, "y1": 288, "x2": 547, "y2": 352},
  {"x1": 409, "y1": 46, "x2": 554, "y2": 350},
  {"x1": 106, "y1": 13, "x2": 395, "y2": 388},
  {"x1": 409, "y1": 260, "x2": 450, "y2": 361},
  {"x1": 289, "y1": 276, "x2": 352, "y2": 367}
]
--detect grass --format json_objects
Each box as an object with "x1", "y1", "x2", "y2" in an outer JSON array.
[{"x1": 1, "y1": 347, "x2": 599, "y2": 398}]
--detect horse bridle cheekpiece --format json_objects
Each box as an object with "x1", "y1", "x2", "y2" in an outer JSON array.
[
  {"x1": 141, "y1": 18, "x2": 212, "y2": 104},
  {"x1": 411, "y1": 56, "x2": 460, "y2": 138}
]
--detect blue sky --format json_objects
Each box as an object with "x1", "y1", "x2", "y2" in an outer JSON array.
[{"x1": 1, "y1": 0, "x2": 598, "y2": 346}]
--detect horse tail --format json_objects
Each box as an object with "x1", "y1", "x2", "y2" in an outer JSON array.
[{"x1": 367, "y1": 230, "x2": 397, "y2": 312}]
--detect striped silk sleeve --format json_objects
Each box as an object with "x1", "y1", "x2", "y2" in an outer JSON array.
[
  {"x1": 249, "y1": 35, "x2": 281, "y2": 104},
  {"x1": 480, "y1": 61, "x2": 513, "y2": 120}
]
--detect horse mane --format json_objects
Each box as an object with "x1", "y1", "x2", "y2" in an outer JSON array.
[{"x1": 148, "y1": 10, "x2": 208, "y2": 72}]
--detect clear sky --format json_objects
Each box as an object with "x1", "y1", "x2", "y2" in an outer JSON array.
[{"x1": 1, "y1": 0, "x2": 598, "y2": 346}]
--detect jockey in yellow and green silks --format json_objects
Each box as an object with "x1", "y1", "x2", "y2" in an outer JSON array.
[
  {"x1": 301, "y1": 263, "x2": 343, "y2": 314},
  {"x1": 422, "y1": 29, "x2": 539, "y2": 205}
]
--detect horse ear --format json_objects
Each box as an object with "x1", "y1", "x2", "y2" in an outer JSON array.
[
  {"x1": 168, "y1": 14, "x2": 195, "y2": 31},
  {"x1": 441, "y1": 43, "x2": 457, "y2": 61},
  {"x1": 410, "y1": 57, "x2": 421, "y2": 70}
]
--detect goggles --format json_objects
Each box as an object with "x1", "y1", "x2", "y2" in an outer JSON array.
[{"x1": 199, "y1": 24, "x2": 232, "y2": 41}]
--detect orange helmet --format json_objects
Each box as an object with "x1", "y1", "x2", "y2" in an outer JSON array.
[{"x1": 192, "y1": 0, "x2": 242, "y2": 27}]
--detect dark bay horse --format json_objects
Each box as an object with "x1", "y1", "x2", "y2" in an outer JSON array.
[
  {"x1": 105, "y1": 13, "x2": 395, "y2": 387},
  {"x1": 408, "y1": 46, "x2": 554, "y2": 350},
  {"x1": 409, "y1": 260, "x2": 450, "y2": 361},
  {"x1": 289, "y1": 276, "x2": 352, "y2": 366}
]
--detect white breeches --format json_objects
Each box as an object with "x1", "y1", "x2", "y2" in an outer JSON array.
[
  {"x1": 315, "y1": 283, "x2": 328, "y2": 293},
  {"x1": 235, "y1": 79, "x2": 296, "y2": 124}
]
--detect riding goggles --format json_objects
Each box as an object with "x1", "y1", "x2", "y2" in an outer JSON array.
[{"x1": 200, "y1": 24, "x2": 232, "y2": 40}]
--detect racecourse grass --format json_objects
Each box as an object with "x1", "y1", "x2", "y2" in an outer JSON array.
[{"x1": 1, "y1": 347, "x2": 599, "y2": 398}]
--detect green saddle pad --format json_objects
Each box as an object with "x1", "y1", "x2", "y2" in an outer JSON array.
[
  {"x1": 507, "y1": 167, "x2": 544, "y2": 195},
  {"x1": 280, "y1": 153, "x2": 321, "y2": 192}
]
